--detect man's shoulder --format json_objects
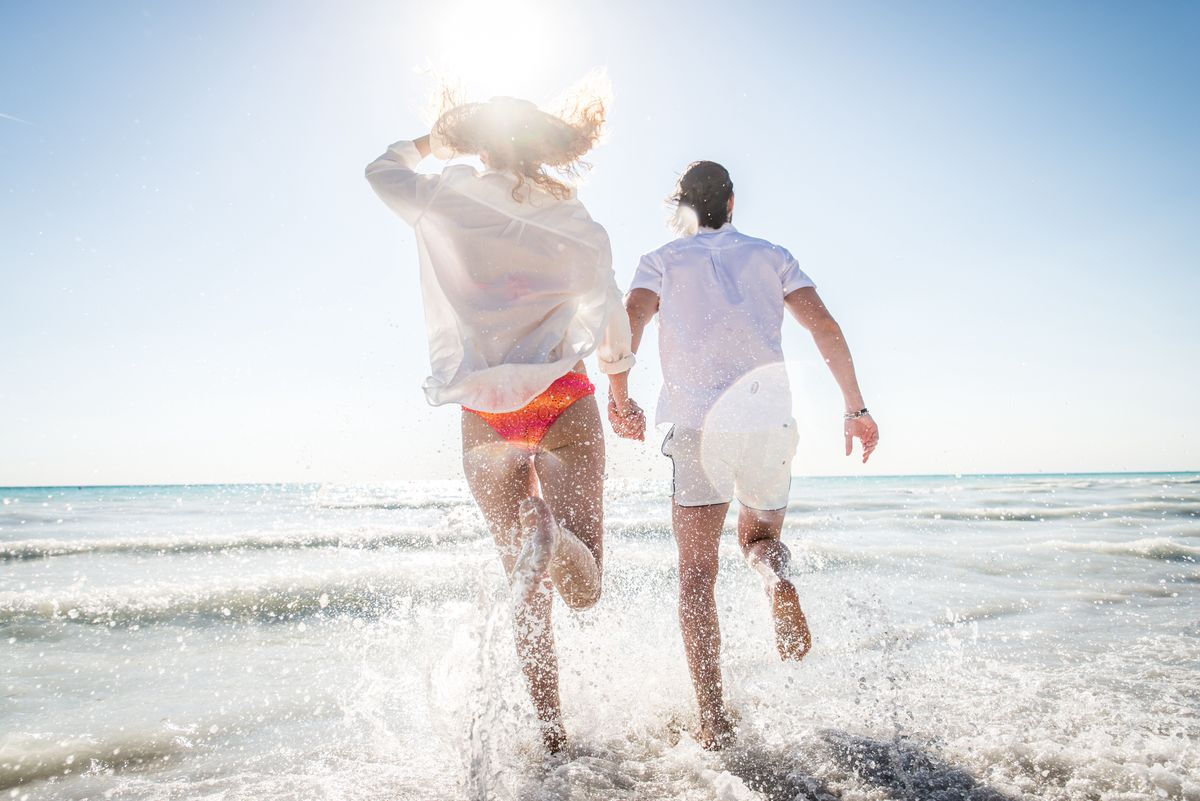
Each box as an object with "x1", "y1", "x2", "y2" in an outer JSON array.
[
  {"x1": 723, "y1": 230, "x2": 792, "y2": 257},
  {"x1": 640, "y1": 234, "x2": 723, "y2": 268},
  {"x1": 642, "y1": 236, "x2": 694, "y2": 259},
  {"x1": 641, "y1": 229, "x2": 795, "y2": 265}
]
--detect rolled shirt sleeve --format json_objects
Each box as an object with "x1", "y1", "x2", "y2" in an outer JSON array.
[
  {"x1": 591, "y1": 232, "x2": 636, "y2": 375},
  {"x1": 596, "y1": 281, "x2": 636, "y2": 374},
  {"x1": 778, "y1": 247, "x2": 816, "y2": 294},
  {"x1": 629, "y1": 252, "x2": 665, "y2": 295},
  {"x1": 365, "y1": 140, "x2": 440, "y2": 226}
]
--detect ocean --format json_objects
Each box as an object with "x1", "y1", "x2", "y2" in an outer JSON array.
[{"x1": 1, "y1": 474, "x2": 1197, "y2": 800}]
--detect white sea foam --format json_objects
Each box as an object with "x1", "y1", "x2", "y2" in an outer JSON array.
[
  {"x1": 0, "y1": 556, "x2": 502, "y2": 629},
  {"x1": 1040, "y1": 536, "x2": 1200, "y2": 562},
  {"x1": 0, "y1": 523, "x2": 489, "y2": 561}
]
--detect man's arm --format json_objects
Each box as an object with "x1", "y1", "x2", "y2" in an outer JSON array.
[
  {"x1": 784, "y1": 287, "x2": 878, "y2": 462},
  {"x1": 625, "y1": 288, "x2": 660, "y2": 353},
  {"x1": 607, "y1": 288, "x2": 660, "y2": 441}
]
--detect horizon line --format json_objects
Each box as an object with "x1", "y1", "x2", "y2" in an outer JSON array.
[{"x1": 2, "y1": 469, "x2": 1197, "y2": 491}]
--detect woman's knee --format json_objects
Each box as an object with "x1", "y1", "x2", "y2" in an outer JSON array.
[{"x1": 564, "y1": 584, "x2": 602, "y2": 611}]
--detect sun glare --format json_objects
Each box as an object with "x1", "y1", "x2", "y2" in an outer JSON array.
[{"x1": 427, "y1": 0, "x2": 569, "y2": 105}]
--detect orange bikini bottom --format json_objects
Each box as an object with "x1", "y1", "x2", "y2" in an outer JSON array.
[{"x1": 464, "y1": 372, "x2": 596, "y2": 449}]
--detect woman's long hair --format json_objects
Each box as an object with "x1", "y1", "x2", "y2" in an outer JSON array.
[{"x1": 431, "y1": 75, "x2": 608, "y2": 202}]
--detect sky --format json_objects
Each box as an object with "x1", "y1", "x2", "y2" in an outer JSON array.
[{"x1": 1, "y1": 0, "x2": 1197, "y2": 486}]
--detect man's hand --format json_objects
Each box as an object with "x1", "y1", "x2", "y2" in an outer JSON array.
[
  {"x1": 845, "y1": 414, "x2": 878, "y2": 463},
  {"x1": 609, "y1": 397, "x2": 646, "y2": 441}
]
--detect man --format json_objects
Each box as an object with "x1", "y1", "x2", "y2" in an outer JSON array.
[{"x1": 611, "y1": 161, "x2": 878, "y2": 749}]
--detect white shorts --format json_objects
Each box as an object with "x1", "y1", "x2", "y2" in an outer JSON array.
[{"x1": 661, "y1": 421, "x2": 799, "y2": 510}]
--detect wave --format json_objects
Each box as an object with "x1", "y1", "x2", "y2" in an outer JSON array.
[
  {"x1": 0, "y1": 536, "x2": 874, "y2": 633},
  {"x1": 0, "y1": 701, "x2": 325, "y2": 792},
  {"x1": 313, "y1": 482, "x2": 474, "y2": 511},
  {"x1": 1041, "y1": 537, "x2": 1200, "y2": 562},
  {"x1": 0, "y1": 519, "x2": 693, "y2": 562},
  {"x1": 316, "y1": 500, "x2": 471, "y2": 511},
  {"x1": 0, "y1": 523, "x2": 493, "y2": 561},
  {"x1": 936, "y1": 601, "x2": 1033, "y2": 626},
  {"x1": 0, "y1": 730, "x2": 185, "y2": 791},
  {"x1": 13, "y1": 500, "x2": 1193, "y2": 562},
  {"x1": 0, "y1": 560, "x2": 502, "y2": 630},
  {"x1": 903, "y1": 501, "x2": 1199, "y2": 523}
]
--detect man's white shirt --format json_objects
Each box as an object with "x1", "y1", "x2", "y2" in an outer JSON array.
[{"x1": 630, "y1": 224, "x2": 815, "y2": 432}]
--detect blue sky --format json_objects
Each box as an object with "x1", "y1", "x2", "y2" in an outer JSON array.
[{"x1": 1, "y1": 0, "x2": 1197, "y2": 485}]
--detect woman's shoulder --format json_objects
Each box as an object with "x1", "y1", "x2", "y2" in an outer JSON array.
[
  {"x1": 435, "y1": 169, "x2": 606, "y2": 243},
  {"x1": 439, "y1": 163, "x2": 484, "y2": 184}
]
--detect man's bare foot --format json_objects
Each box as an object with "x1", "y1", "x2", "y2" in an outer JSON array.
[
  {"x1": 540, "y1": 719, "x2": 567, "y2": 754},
  {"x1": 771, "y1": 579, "x2": 812, "y2": 661},
  {"x1": 697, "y1": 711, "x2": 737, "y2": 751},
  {"x1": 514, "y1": 497, "x2": 558, "y2": 603}
]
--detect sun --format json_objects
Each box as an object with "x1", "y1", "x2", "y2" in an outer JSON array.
[{"x1": 426, "y1": 0, "x2": 571, "y2": 104}]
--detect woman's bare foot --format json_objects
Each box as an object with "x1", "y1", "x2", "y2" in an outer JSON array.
[
  {"x1": 514, "y1": 497, "x2": 558, "y2": 603},
  {"x1": 771, "y1": 579, "x2": 812, "y2": 660}
]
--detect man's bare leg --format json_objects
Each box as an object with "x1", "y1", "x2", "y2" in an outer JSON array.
[
  {"x1": 462, "y1": 416, "x2": 565, "y2": 752},
  {"x1": 738, "y1": 506, "x2": 811, "y2": 661},
  {"x1": 673, "y1": 501, "x2": 737, "y2": 750}
]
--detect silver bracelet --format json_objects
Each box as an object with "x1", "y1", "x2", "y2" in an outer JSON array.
[{"x1": 844, "y1": 407, "x2": 870, "y2": 420}]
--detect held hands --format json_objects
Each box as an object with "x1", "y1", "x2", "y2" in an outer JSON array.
[
  {"x1": 845, "y1": 413, "x2": 879, "y2": 463},
  {"x1": 608, "y1": 397, "x2": 647, "y2": 441}
]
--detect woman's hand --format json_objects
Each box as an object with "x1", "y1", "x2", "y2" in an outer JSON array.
[
  {"x1": 845, "y1": 413, "x2": 879, "y2": 463},
  {"x1": 609, "y1": 397, "x2": 646, "y2": 441}
]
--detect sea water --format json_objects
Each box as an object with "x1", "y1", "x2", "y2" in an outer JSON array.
[{"x1": 1, "y1": 474, "x2": 1197, "y2": 800}]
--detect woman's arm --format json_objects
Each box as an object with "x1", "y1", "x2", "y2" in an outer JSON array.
[
  {"x1": 606, "y1": 288, "x2": 660, "y2": 441},
  {"x1": 364, "y1": 135, "x2": 436, "y2": 225},
  {"x1": 784, "y1": 287, "x2": 879, "y2": 462},
  {"x1": 597, "y1": 283, "x2": 644, "y2": 439},
  {"x1": 606, "y1": 367, "x2": 645, "y2": 442}
]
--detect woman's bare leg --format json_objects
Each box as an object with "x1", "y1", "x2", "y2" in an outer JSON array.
[
  {"x1": 461, "y1": 415, "x2": 565, "y2": 751},
  {"x1": 673, "y1": 501, "x2": 736, "y2": 749},
  {"x1": 459, "y1": 393, "x2": 607, "y2": 750},
  {"x1": 738, "y1": 506, "x2": 811, "y2": 660},
  {"x1": 532, "y1": 395, "x2": 606, "y2": 610}
]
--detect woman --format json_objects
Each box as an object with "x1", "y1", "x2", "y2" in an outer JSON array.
[{"x1": 365, "y1": 93, "x2": 645, "y2": 752}]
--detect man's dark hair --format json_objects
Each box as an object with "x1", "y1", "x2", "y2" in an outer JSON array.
[{"x1": 672, "y1": 161, "x2": 734, "y2": 230}]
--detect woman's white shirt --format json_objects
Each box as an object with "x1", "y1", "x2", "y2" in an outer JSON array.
[{"x1": 366, "y1": 140, "x2": 634, "y2": 413}]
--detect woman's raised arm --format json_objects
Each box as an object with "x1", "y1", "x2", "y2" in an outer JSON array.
[{"x1": 364, "y1": 135, "x2": 437, "y2": 226}]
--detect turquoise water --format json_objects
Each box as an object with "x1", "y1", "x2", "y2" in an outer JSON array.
[{"x1": 2, "y1": 474, "x2": 1198, "y2": 800}]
